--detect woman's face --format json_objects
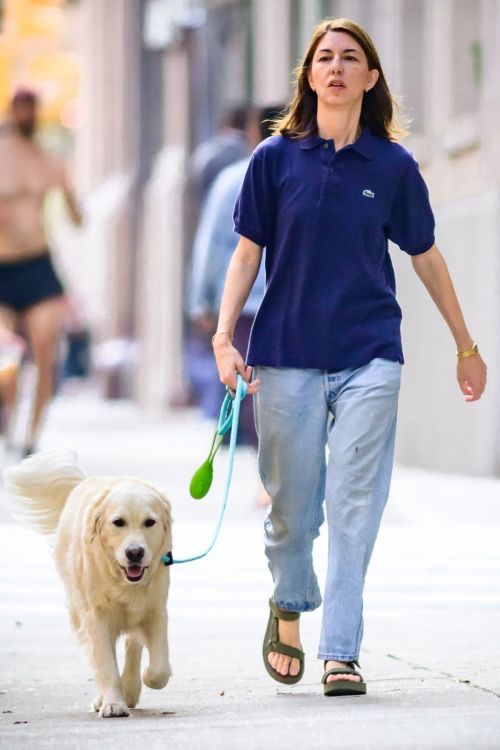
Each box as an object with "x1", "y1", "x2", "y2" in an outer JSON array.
[{"x1": 307, "y1": 30, "x2": 379, "y2": 108}]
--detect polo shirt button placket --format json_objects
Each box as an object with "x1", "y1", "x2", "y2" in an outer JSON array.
[
  {"x1": 319, "y1": 141, "x2": 336, "y2": 202},
  {"x1": 325, "y1": 149, "x2": 340, "y2": 197}
]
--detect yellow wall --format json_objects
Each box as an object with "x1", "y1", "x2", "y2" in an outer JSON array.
[{"x1": 0, "y1": 0, "x2": 79, "y2": 124}]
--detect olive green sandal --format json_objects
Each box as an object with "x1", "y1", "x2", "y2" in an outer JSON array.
[
  {"x1": 322, "y1": 660, "x2": 367, "y2": 696},
  {"x1": 263, "y1": 598, "x2": 305, "y2": 685}
]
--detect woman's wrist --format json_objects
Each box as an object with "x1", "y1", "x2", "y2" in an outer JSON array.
[
  {"x1": 211, "y1": 330, "x2": 233, "y2": 348},
  {"x1": 456, "y1": 341, "x2": 478, "y2": 359}
]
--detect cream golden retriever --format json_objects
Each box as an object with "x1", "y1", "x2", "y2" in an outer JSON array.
[{"x1": 4, "y1": 449, "x2": 172, "y2": 718}]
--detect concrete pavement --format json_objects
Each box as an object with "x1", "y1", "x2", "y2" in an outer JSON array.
[{"x1": 1, "y1": 389, "x2": 499, "y2": 749}]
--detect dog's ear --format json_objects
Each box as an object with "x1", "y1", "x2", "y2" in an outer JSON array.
[
  {"x1": 83, "y1": 485, "x2": 112, "y2": 545},
  {"x1": 157, "y1": 492, "x2": 173, "y2": 541}
]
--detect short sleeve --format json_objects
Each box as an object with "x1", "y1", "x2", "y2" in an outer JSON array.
[
  {"x1": 386, "y1": 158, "x2": 435, "y2": 255},
  {"x1": 233, "y1": 145, "x2": 276, "y2": 247}
]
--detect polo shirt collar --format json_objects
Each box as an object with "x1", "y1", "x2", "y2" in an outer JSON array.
[{"x1": 299, "y1": 126, "x2": 376, "y2": 160}]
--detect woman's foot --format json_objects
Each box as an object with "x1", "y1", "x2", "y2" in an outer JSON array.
[
  {"x1": 267, "y1": 617, "x2": 302, "y2": 678},
  {"x1": 325, "y1": 660, "x2": 362, "y2": 683}
]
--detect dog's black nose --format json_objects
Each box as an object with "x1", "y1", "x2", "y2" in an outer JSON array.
[{"x1": 126, "y1": 545, "x2": 145, "y2": 563}]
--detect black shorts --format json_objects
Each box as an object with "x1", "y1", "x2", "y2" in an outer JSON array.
[{"x1": 0, "y1": 251, "x2": 64, "y2": 313}]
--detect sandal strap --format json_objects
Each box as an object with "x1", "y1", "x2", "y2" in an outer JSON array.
[
  {"x1": 323, "y1": 659, "x2": 360, "y2": 669},
  {"x1": 267, "y1": 641, "x2": 304, "y2": 661},
  {"x1": 269, "y1": 598, "x2": 300, "y2": 621}
]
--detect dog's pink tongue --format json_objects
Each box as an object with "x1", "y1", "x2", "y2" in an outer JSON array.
[{"x1": 127, "y1": 565, "x2": 143, "y2": 579}]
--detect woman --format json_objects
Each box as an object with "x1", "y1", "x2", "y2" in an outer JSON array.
[{"x1": 213, "y1": 18, "x2": 487, "y2": 697}]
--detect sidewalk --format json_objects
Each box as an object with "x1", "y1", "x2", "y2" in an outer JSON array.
[{"x1": 1, "y1": 390, "x2": 499, "y2": 749}]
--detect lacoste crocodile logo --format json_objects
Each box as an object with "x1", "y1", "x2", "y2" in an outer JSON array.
[{"x1": 362, "y1": 189, "x2": 375, "y2": 198}]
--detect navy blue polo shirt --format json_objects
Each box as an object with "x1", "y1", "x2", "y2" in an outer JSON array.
[{"x1": 233, "y1": 126, "x2": 435, "y2": 370}]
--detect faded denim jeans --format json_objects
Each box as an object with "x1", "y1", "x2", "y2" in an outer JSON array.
[{"x1": 253, "y1": 358, "x2": 401, "y2": 661}]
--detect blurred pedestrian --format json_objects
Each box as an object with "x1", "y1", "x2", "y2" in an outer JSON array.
[
  {"x1": 188, "y1": 106, "x2": 282, "y2": 427},
  {"x1": 213, "y1": 18, "x2": 487, "y2": 696},
  {"x1": 187, "y1": 105, "x2": 257, "y2": 221},
  {"x1": 180, "y1": 105, "x2": 258, "y2": 410},
  {"x1": 0, "y1": 89, "x2": 82, "y2": 456}
]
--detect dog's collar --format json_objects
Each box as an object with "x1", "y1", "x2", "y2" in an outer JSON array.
[{"x1": 161, "y1": 551, "x2": 174, "y2": 566}]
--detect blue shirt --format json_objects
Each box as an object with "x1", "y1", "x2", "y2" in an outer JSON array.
[
  {"x1": 189, "y1": 159, "x2": 265, "y2": 318},
  {"x1": 233, "y1": 127, "x2": 435, "y2": 370}
]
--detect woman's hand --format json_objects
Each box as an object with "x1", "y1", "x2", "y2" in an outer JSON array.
[
  {"x1": 457, "y1": 353, "x2": 487, "y2": 402},
  {"x1": 213, "y1": 335, "x2": 261, "y2": 394}
]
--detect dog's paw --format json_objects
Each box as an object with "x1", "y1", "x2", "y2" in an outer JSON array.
[
  {"x1": 143, "y1": 666, "x2": 170, "y2": 690},
  {"x1": 122, "y1": 678, "x2": 142, "y2": 708},
  {"x1": 90, "y1": 695, "x2": 102, "y2": 712},
  {"x1": 99, "y1": 701, "x2": 130, "y2": 718}
]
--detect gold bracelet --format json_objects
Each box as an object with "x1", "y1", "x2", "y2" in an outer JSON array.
[
  {"x1": 211, "y1": 330, "x2": 231, "y2": 347},
  {"x1": 456, "y1": 342, "x2": 478, "y2": 359}
]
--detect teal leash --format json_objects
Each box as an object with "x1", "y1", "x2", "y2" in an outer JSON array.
[{"x1": 161, "y1": 373, "x2": 248, "y2": 567}]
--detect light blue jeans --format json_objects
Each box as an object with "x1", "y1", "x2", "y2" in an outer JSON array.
[{"x1": 253, "y1": 358, "x2": 401, "y2": 662}]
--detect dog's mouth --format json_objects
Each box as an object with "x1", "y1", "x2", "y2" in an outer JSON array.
[{"x1": 120, "y1": 564, "x2": 148, "y2": 583}]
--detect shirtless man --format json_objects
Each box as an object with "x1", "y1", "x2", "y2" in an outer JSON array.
[{"x1": 0, "y1": 89, "x2": 82, "y2": 456}]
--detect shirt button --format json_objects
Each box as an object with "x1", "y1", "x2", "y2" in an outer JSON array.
[{"x1": 323, "y1": 143, "x2": 329, "y2": 149}]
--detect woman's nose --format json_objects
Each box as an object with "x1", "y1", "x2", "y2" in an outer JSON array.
[{"x1": 330, "y1": 55, "x2": 343, "y2": 74}]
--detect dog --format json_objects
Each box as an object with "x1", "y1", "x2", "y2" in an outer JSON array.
[{"x1": 4, "y1": 449, "x2": 173, "y2": 718}]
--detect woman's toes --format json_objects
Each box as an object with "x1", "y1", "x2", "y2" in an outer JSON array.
[
  {"x1": 277, "y1": 655, "x2": 289, "y2": 675},
  {"x1": 325, "y1": 661, "x2": 361, "y2": 683},
  {"x1": 268, "y1": 650, "x2": 302, "y2": 677},
  {"x1": 327, "y1": 674, "x2": 360, "y2": 683},
  {"x1": 268, "y1": 652, "x2": 278, "y2": 670},
  {"x1": 289, "y1": 658, "x2": 300, "y2": 677},
  {"x1": 273, "y1": 653, "x2": 289, "y2": 675}
]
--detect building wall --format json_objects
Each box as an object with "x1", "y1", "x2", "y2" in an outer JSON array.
[
  {"x1": 391, "y1": 0, "x2": 499, "y2": 476},
  {"x1": 71, "y1": 0, "x2": 141, "y2": 345}
]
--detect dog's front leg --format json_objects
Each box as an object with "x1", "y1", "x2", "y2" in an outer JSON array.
[
  {"x1": 121, "y1": 636, "x2": 143, "y2": 708},
  {"x1": 142, "y1": 608, "x2": 171, "y2": 689},
  {"x1": 87, "y1": 617, "x2": 129, "y2": 718}
]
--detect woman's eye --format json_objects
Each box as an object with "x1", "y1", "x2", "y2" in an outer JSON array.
[
  {"x1": 113, "y1": 518, "x2": 126, "y2": 527},
  {"x1": 319, "y1": 56, "x2": 331, "y2": 62},
  {"x1": 144, "y1": 518, "x2": 156, "y2": 528}
]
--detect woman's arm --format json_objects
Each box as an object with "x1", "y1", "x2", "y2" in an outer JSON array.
[
  {"x1": 213, "y1": 236, "x2": 263, "y2": 393},
  {"x1": 411, "y1": 244, "x2": 487, "y2": 402}
]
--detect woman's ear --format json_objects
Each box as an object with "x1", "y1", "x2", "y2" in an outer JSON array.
[{"x1": 365, "y1": 68, "x2": 379, "y2": 92}]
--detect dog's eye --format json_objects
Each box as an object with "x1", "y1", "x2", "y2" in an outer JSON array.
[
  {"x1": 144, "y1": 518, "x2": 156, "y2": 528},
  {"x1": 113, "y1": 518, "x2": 126, "y2": 527}
]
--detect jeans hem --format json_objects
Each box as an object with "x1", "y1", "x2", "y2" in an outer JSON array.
[
  {"x1": 318, "y1": 653, "x2": 359, "y2": 661},
  {"x1": 273, "y1": 599, "x2": 321, "y2": 613}
]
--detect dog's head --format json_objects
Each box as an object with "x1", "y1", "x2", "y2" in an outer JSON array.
[{"x1": 84, "y1": 479, "x2": 172, "y2": 584}]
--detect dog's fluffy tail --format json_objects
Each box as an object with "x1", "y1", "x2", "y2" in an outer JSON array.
[{"x1": 3, "y1": 449, "x2": 86, "y2": 534}]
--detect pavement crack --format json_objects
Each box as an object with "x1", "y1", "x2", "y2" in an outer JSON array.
[{"x1": 386, "y1": 653, "x2": 500, "y2": 699}]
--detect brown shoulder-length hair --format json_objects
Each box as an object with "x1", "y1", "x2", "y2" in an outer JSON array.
[{"x1": 272, "y1": 18, "x2": 407, "y2": 141}]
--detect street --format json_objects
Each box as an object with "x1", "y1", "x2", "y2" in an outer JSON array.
[{"x1": 1, "y1": 389, "x2": 499, "y2": 749}]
